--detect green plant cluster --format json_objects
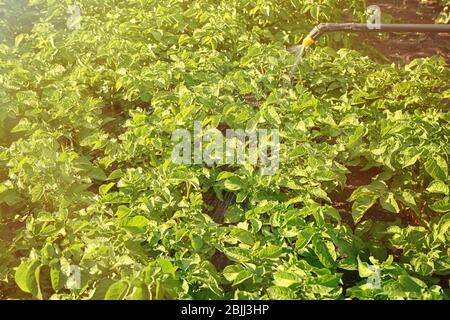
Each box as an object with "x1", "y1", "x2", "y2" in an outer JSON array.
[
  {"x1": 0, "y1": 0, "x2": 449, "y2": 300},
  {"x1": 436, "y1": 0, "x2": 450, "y2": 23}
]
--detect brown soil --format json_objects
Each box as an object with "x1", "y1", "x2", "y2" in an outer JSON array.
[
  {"x1": 0, "y1": 204, "x2": 25, "y2": 242},
  {"x1": 0, "y1": 220, "x2": 24, "y2": 243},
  {"x1": 438, "y1": 274, "x2": 450, "y2": 289},
  {"x1": 339, "y1": 268, "x2": 361, "y2": 294},
  {"x1": 210, "y1": 250, "x2": 231, "y2": 271},
  {"x1": 365, "y1": 0, "x2": 450, "y2": 64},
  {"x1": 330, "y1": 166, "x2": 382, "y2": 227},
  {"x1": 202, "y1": 189, "x2": 236, "y2": 224},
  {"x1": 242, "y1": 94, "x2": 263, "y2": 109},
  {"x1": 203, "y1": 186, "x2": 242, "y2": 274},
  {"x1": 330, "y1": 166, "x2": 419, "y2": 227}
]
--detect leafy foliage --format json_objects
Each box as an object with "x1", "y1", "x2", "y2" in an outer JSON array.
[{"x1": 0, "y1": 0, "x2": 449, "y2": 300}]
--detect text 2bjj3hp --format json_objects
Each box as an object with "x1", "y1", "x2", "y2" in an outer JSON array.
[{"x1": 180, "y1": 303, "x2": 270, "y2": 318}]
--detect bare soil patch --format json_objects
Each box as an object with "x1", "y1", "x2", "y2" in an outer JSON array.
[{"x1": 365, "y1": 0, "x2": 450, "y2": 64}]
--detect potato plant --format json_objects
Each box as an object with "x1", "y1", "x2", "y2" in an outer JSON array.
[{"x1": 0, "y1": 0, "x2": 448, "y2": 300}]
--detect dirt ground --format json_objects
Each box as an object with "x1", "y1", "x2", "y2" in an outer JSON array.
[{"x1": 365, "y1": 0, "x2": 450, "y2": 64}]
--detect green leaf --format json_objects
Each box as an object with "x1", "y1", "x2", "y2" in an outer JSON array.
[
  {"x1": 108, "y1": 169, "x2": 123, "y2": 180},
  {"x1": 31, "y1": 184, "x2": 44, "y2": 202},
  {"x1": 224, "y1": 206, "x2": 243, "y2": 223},
  {"x1": 223, "y1": 265, "x2": 252, "y2": 285},
  {"x1": 430, "y1": 197, "x2": 450, "y2": 213},
  {"x1": 258, "y1": 245, "x2": 283, "y2": 259},
  {"x1": 436, "y1": 213, "x2": 450, "y2": 241},
  {"x1": 120, "y1": 215, "x2": 150, "y2": 234},
  {"x1": 426, "y1": 180, "x2": 449, "y2": 195},
  {"x1": 357, "y1": 256, "x2": 375, "y2": 278},
  {"x1": 351, "y1": 194, "x2": 378, "y2": 223},
  {"x1": 157, "y1": 258, "x2": 178, "y2": 276},
  {"x1": 89, "y1": 167, "x2": 107, "y2": 181},
  {"x1": 397, "y1": 191, "x2": 419, "y2": 215},
  {"x1": 424, "y1": 156, "x2": 448, "y2": 181},
  {"x1": 236, "y1": 191, "x2": 248, "y2": 203},
  {"x1": 15, "y1": 260, "x2": 40, "y2": 295},
  {"x1": 178, "y1": 34, "x2": 190, "y2": 46},
  {"x1": 310, "y1": 187, "x2": 331, "y2": 203},
  {"x1": 90, "y1": 279, "x2": 115, "y2": 300},
  {"x1": 266, "y1": 286, "x2": 295, "y2": 299},
  {"x1": 15, "y1": 34, "x2": 25, "y2": 47},
  {"x1": 347, "y1": 126, "x2": 365, "y2": 149},
  {"x1": 50, "y1": 267, "x2": 65, "y2": 292},
  {"x1": 313, "y1": 239, "x2": 337, "y2": 268},
  {"x1": 295, "y1": 227, "x2": 315, "y2": 250},
  {"x1": 115, "y1": 77, "x2": 124, "y2": 91},
  {"x1": 15, "y1": 261, "x2": 32, "y2": 293},
  {"x1": 99, "y1": 182, "x2": 115, "y2": 196},
  {"x1": 400, "y1": 147, "x2": 421, "y2": 168},
  {"x1": 398, "y1": 275, "x2": 426, "y2": 293},
  {"x1": 127, "y1": 283, "x2": 150, "y2": 300},
  {"x1": 349, "y1": 183, "x2": 384, "y2": 202},
  {"x1": 216, "y1": 171, "x2": 237, "y2": 181},
  {"x1": 223, "y1": 247, "x2": 251, "y2": 262},
  {"x1": 231, "y1": 229, "x2": 254, "y2": 246},
  {"x1": 266, "y1": 105, "x2": 281, "y2": 125},
  {"x1": 151, "y1": 30, "x2": 164, "y2": 41},
  {"x1": 380, "y1": 192, "x2": 399, "y2": 213},
  {"x1": 11, "y1": 118, "x2": 31, "y2": 133},
  {"x1": 232, "y1": 270, "x2": 253, "y2": 286},
  {"x1": 223, "y1": 176, "x2": 243, "y2": 191},
  {"x1": 190, "y1": 233, "x2": 204, "y2": 251},
  {"x1": 273, "y1": 271, "x2": 301, "y2": 287},
  {"x1": 105, "y1": 281, "x2": 129, "y2": 300},
  {"x1": 0, "y1": 188, "x2": 22, "y2": 206},
  {"x1": 322, "y1": 206, "x2": 341, "y2": 222},
  {"x1": 223, "y1": 265, "x2": 242, "y2": 281}
]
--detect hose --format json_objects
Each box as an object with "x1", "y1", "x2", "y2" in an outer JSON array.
[{"x1": 302, "y1": 23, "x2": 450, "y2": 47}]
